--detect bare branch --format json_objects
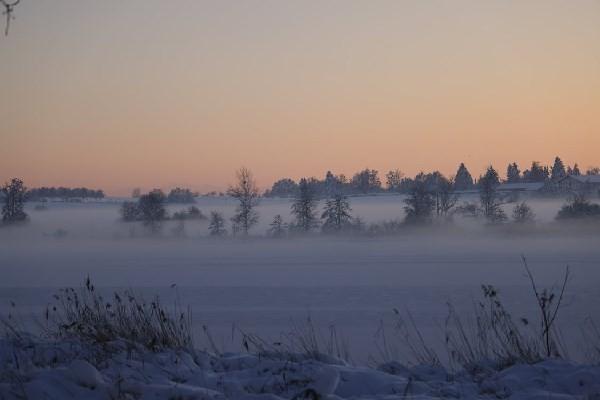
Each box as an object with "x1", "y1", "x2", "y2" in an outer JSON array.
[{"x1": 1, "y1": 0, "x2": 20, "y2": 36}]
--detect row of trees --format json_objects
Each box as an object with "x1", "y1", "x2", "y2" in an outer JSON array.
[
  {"x1": 265, "y1": 157, "x2": 600, "y2": 198},
  {"x1": 120, "y1": 190, "x2": 207, "y2": 232},
  {"x1": 207, "y1": 170, "x2": 361, "y2": 237},
  {"x1": 132, "y1": 187, "x2": 199, "y2": 204},
  {"x1": 119, "y1": 166, "x2": 599, "y2": 237},
  {"x1": 26, "y1": 187, "x2": 105, "y2": 200}
]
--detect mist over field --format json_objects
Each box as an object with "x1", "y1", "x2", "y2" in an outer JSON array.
[{"x1": 1, "y1": 196, "x2": 598, "y2": 364}]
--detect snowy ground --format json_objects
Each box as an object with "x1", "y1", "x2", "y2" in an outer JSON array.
[{"x1": 1, "y1": 335, "x2": 600, "y2": 399}]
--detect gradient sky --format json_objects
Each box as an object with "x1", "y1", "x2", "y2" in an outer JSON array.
[{"x1": 1, "y1": 1, "x2": 599, "y2": 195}]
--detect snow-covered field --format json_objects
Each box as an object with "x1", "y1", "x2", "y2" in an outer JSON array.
[
  {"x1": 1, "y1": 196, "x2": 599, "y2": 398},
  {"x1": 2, "y1": 335, "x2": 600, "y2": 399}
]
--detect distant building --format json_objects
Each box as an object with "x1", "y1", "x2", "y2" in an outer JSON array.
[{"x1": 543, "y1": 175, "x2": 600, "y2": 196}]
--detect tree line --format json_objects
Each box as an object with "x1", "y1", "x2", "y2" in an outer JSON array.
[
  {"x1": 27, "y1": 187, "x2": 105, "y2": 201},
  {"x1": 115, "y1": 165, "x2": 600, "y2": 238},
  {"x1": 2, "y1": 158, "x2": 599, "y2": 231},
  {"x1": 264, "y1": 157, "x2": 599, "y2": 198}
]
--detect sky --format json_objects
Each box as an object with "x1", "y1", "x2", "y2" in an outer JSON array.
[{"x1": 1, "y1": 0, "x2": 599, "y2": 195}]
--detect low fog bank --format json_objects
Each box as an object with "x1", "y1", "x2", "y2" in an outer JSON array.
[
  {"x1": 1, "y1": 231, "x2": 599, "y2": 288},
  {"x1": 0, "y1": 195, "x2": 581, "y2": 242},
  {"x1": 0, "y1": 196, "x2": 598, "y2": 287}
]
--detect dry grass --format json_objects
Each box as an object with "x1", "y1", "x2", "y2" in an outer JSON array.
[{"x1": 42, "y1": 278, "x2": 193, "y2": 352}]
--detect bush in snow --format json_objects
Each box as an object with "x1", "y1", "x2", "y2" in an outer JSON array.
[{"x1": 556, "y1": 192, "x2": 600, "y2": 220}]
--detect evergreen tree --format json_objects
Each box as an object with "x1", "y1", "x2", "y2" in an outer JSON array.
[
  {"x1": 586, "y1": 166, "x2": 600, "y2": 175},
  {"x1": 321, "y1": 193, "x2": 352, "y2": 232},
  {"x1": 208, "y1": 211, "x2": 227, "y2": 236},
  {"x1": 227, "y1": 167, "x2": 260, "y2": 236},
  {"x1": 1, "y1": 178, "x2": 28, "y2": 224},
  {"x1": 479, "y1": 166, "x2": 506, "y2": 223},
  {"x1": 291, "y1": 178, "x2": 319, "y2": 232},
  {"x1": 268, "y1": 214, "x2": 287, "y2": 238},
  {"x1": 572, "y1": 164, "x2": 581, "y2": 176},
  {"x1": 506, "y1": 162, "x2": 521, "y2": 183},
  {"x1": 454, "y1": 163, "x2": 474, "y2": 190},
  {"x1": 551, "y1": 156, "x2": 566, "y2": 181},
  {"x1": 523, "y1": 161, "x2": 549, "y2": 182}
]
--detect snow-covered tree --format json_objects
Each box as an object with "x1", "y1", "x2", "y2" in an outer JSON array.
[
  {"x1": 291, "y1": 178, "x2": 319, "y2": 232},
  {"x1": 551, "y1": 157, "x2": 566, "y2": 181},
  {"x1": 321, "y1": 193, "x2": 352, "y2": 232},
  {"x1": 454, "y1": 163, "x2": 474, "y2": 190},
  {"x1": 506, "y1": 162, "x2": 521, "y2": 183},
  {"x1": 1, "y1": 178, "x2": 27, "y2": 224},
  {"x1": 227, "y1": 167, "x2": 259, "y2": 236}
]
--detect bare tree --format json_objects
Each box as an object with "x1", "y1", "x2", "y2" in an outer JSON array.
[
  {"x1": 1, "y1": 0, "x2": 20, "y2": 36},
  {"x1": 227, "y1": 167, "x2": 259, "y2": 236}
]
